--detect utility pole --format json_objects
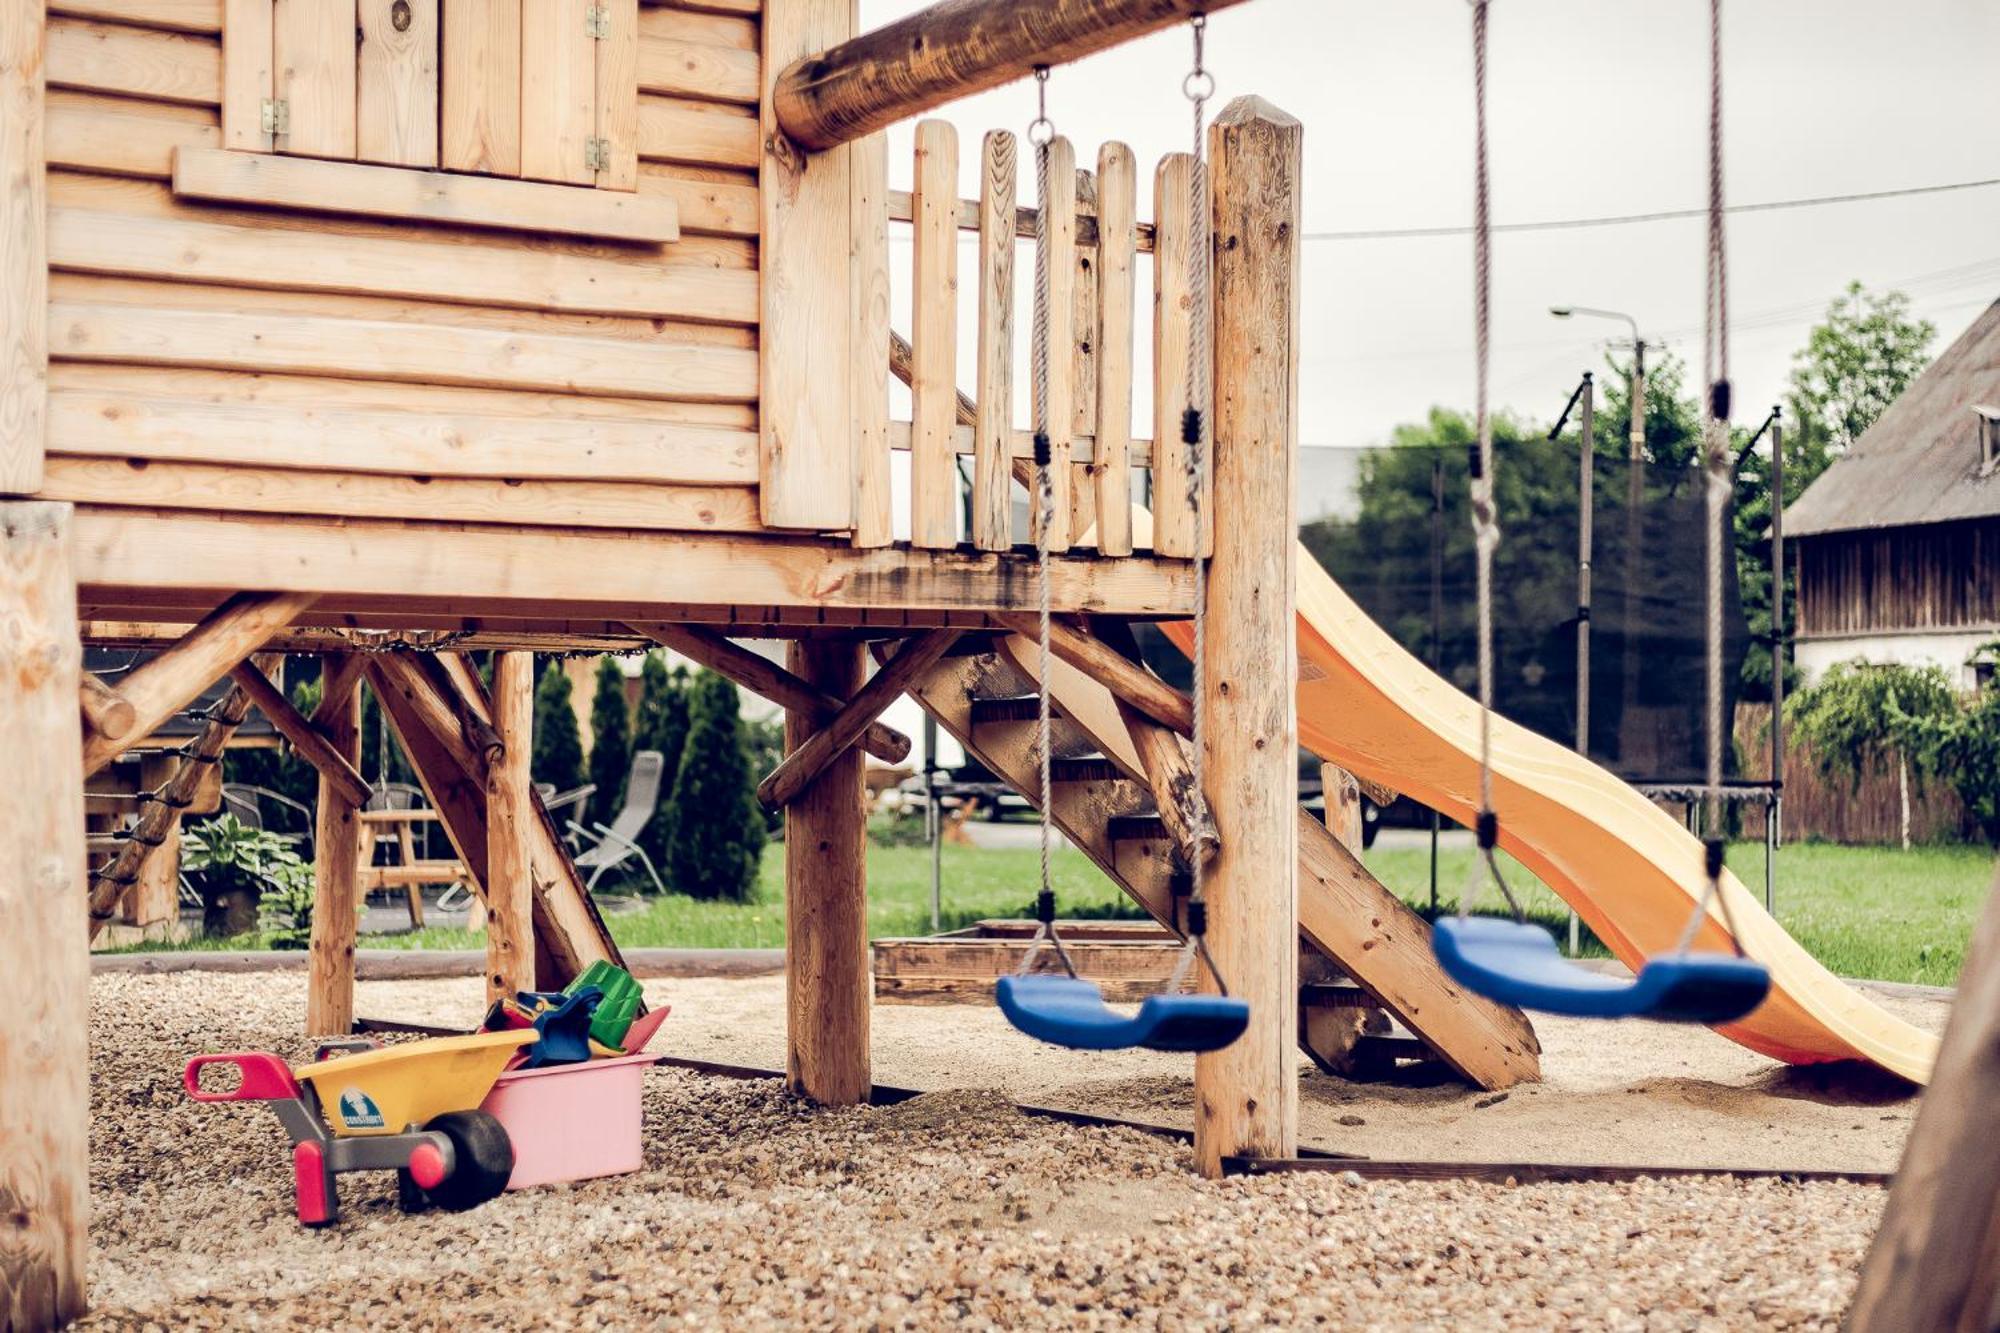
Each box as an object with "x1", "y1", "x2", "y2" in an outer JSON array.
[{"x1": 1767, "y1": 408, "x2": 1785, "y2": 911}]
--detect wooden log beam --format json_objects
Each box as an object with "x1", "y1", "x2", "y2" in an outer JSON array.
[
  {"x1": 1092, "y1": 618, "x2": 1216, "y2": 872},
  {"x1": 1194, "y1": 97, "x2": 1304, "y2": 1178},
  {"x1": 785, "y1": 639, "x2": 870, "y2": 1103},
  {"x1": 1849, "y1": 869, "x2": 2000, "y2": 1331},
  {"x1": 369, "y1": 651, "x2": 489, "y2": 785},
  {"x1": 0, "y1": 503, "x2": 87, "y2": 1330},
  {"x1": 79, "y1": 672, "x2": 135, "y2": 742},
  {"x1": 85, "y1": 657, "x2": 274, "y2": 941},
  {"x1": 81, "y1": 590, "x2": 316, "y2": 778},
  {"x1": 758, "y1": 629, "x2": 962, "y2": 808},
  {"x1": 305, "y1": 655, "x2": 362, "y2": 1036},
  {"x1": 630, "y1": 621, "x2": 911, "y2": 764},
  {"x1": 485, "y1": 652, "x2": 534, "y2": 1002},
  {"x1": 991, "y1": 611, "x2": 1192, "y2": 735},
  {"x1": 226, "y1": 660, "x2": 371, "y2": 809},
  {"x1": 773, "y1": 0, "x2": 1254, "y2": 152}
]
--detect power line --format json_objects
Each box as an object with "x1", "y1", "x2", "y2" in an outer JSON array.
[{"x1": 1306, "y1": 175, "x2": 2000, "y2": 242}]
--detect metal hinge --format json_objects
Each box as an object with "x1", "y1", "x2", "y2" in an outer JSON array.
[
  {"x1": 585, "y1": 138, "x2": 611, "y2": 172},
  {"x1": 260, "y1": 98, "x2": 289, "y2": 135},
  {"x1": 585, "y1": 6, "x2": 610, "y2": 38}
]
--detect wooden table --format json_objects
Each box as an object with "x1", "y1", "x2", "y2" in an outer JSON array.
[{"x1": 356, "y1": 809, "x2": 466, "y2": 929}]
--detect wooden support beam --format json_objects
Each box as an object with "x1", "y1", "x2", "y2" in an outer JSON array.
[
  {"x1": 314, "y1": 651, "x2": 368, "y2": 724},
  {"x1": 85, "y1": 659, "x2": 268, "y2": 941},
  {"x1": 81, "y1": 591, "x2": 316, "y2": 777},
  {"x1": 1093, "y1": 619, "x2": 1216, "y2": 872},
  {"x1": 369, "y1": 650, "x2": 489, "y2": 785},
  {"x1": 305, "y1": 656, "x2": 362, "y2": 1036},
  {"x1": 990, "y1": 611, "x2": 1192, "y2": 735},
  {"x1": 1323, "y1": 763, "x2": 1362, "y2": 848},
  {"x1": 1849, "y1": 869, "x2": 2000, "y2": 1332},
  {"x1": 227, "y1": 661, "x2": 371, "y2": 809},
  {"x1": 772, "y1": 0, "x2": 1254, "y2": 151},
  {"x1": 1193, "y1": 97, "x2": 1304, "y2": 1178},
  {"x1": 79, "y1": 672, "x2": 135, "y2": 743},
  {"x1": 485, "y1": 652, "x2": 534, "y2": 1002},
  {"x1": 0, "y1": 503, "x2": 87, "y2": 1330},
  {"x1": 785, "y1": 639, "x2": 870, "y2": 1104},
  {"x1": 758, "y1": 629, "x2": 962, "y2": 807},
  {"x1": 1, "y1": 0, "x2": 48, "y2": 494},
  {"x1": 127, "y1": 752, "x2": 182, "y2": 936},
  {"x1": 630, "y1": 621, "x2": 911, "y2": 764}
]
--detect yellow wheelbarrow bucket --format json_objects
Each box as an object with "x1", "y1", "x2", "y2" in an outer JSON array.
[{"x1": 294, "y1": 1031, "x2": 537, "y2": 1137}]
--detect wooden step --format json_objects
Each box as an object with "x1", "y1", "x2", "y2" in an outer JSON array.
[
  {"x1": 1050, "y1": 756, "x2": 1123, "y2": 784},
  {"x1": 1106, "y1": 813, "x2": 1166, "y2": 842},
  {"x1": 969, "y1": 695, "x2": 1063, "y2": 725}
]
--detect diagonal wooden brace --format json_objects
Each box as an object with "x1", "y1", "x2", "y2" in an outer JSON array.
[
  {"x1": 227, "y1": 661, "x2": 371, "y2": 809},
  {"x1": 757, "y1": 629, "x2": 962, "y2": 808}
]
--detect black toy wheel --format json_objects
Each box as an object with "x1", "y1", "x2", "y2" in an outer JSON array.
[
  {"x1": 396, "y1": 1166, "x2": 428, "y2": 1213},
  {"x1": 419, "y1": 1109, "x2": 515, "y2": 1211}
]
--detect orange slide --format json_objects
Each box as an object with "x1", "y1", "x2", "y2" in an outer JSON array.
[{"x1": 1156, "y1": 528, "x2": 1940, "y2": 1083}]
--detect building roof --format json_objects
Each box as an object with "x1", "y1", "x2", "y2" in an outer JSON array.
[{"x1": 1785, "y1": 298, "x2": 2000, "y2": 537}]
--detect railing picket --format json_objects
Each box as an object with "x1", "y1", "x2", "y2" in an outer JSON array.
[
  {"x1": 972, "y1": 130, "x2": 1016, "y2": 552},
  {"x1": 910, "y1": 118, "x2": 961, "y2": 549}
]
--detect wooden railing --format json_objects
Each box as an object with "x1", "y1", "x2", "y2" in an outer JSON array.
[{"x1": 853, "y1": 121, "x2": 1213, "y2": 561}]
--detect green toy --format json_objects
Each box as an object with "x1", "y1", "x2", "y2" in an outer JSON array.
[{"x1": 564, "y1": 961, "x2": 643, "y2": 1051}]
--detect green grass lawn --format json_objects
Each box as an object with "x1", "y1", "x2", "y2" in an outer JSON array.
[{"x1": 118, "y1": 838, "x2": 1994, "y2": 988}]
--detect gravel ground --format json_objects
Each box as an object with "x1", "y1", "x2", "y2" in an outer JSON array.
[{"x1": 83, "y1": 972, "x2": 1912, "y2": 1329}]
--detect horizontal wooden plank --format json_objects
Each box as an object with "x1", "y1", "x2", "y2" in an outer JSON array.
[
  {"x1": 49, "y1": 360, "x2": 758, "y2": 429},
  {"x1": 889, "y1": 419, "x2": 1154, "y2": 470},
  {"x1": 47, "y1": 99, "x2": 218, "y2": 177},
  {"x1": 638, "y1": 34, "x2": 760, "y2": 103},
  {"x1": 888, "y1": 188, "x2": 1157, "y2": 253},
  {"x1": 48, "y1": 388, "x2": 759, "y2": 484},
  {"x1": 50, "y1": 205, "x2": 755, "y2": 324},
  {"x1": 47, "y1": 17, "x2": 220, "y2": 106},
  {"x1": 40, "y1": 456, "x2": 764, "y2": 532},
  {"x1": 51, "y1": 302, "x2": 760, "y2": 402},
  {"x1": 69, "y1": 511, "x2": 1201, "y2": 617},
  {"x1": 48, "y1": 2, "x2": 223, "y2": 35},
  {"x1": 172, "y1": 148, "x2": 682, "y2": 244},
  {"x1": 639, "y1": 4, "x2": 757, "y2": 51},
  {"x1": 637, "y1": 97, "x2": 759, "y2": 169},
  {"x1": 636, "y1": 164, "x2": 758, "y2": 237}
]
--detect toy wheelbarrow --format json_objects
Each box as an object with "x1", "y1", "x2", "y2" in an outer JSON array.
[{"x1": 185, "y1": 1030, "x2": 536, "y2": 1226}]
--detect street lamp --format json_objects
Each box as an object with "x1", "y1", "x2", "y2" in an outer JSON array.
[{"x1": 1550, "y1": 306, "x2": 1646, "y2": 459}]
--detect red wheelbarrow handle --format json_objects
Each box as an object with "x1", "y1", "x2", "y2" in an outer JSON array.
[{"x1": 185, "y1": 1052, "x2": 303, "y2": 1102}]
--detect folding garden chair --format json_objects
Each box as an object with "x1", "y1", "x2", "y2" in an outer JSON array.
[{"x1": 567, "y1": 751, "x2": 668, "y2": 894}]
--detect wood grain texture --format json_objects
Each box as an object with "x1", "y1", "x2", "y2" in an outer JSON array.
[
  {"x1": 52, "y1": 1, "x2": 223, "y2": 34},
  {"x1": 0, "y1": 0, "x2": 47, "y2": 493},
  {"x1": 0, "y1": 502, "x2": 88, "y2": 1330},
  {"x1": 908, "y1": 119, "x2": 959, "y2": 550},
  {"x1": 305, "y1": 657, "x2": 362, "y2": 1034},
  {"x1": 971, "y1": 129, "x2": 1016, "y2": 552},
  {"x1": 637, "y1": 96, "x2": 757, "y2": 167},
  {"x1": 441, "y1": 0, "x2": 520, "y2": 175},
  {"x1": 758, "y1": 629, "x2": 960, "y2": 807},
  {"x1": 357, "y1": 0, "x2": 437, "y2": 167},
  {"x1": 772, "y1": 0, "x2": 1252, "y2": 151},
  {"x1": 484, "y1": 651, "x2": 534, "y2": 1000},
  {"x1": 47, "y1": 96, "x2": 219, "y2": 179},
  {"x1": 1067, "y1": 166, "x2": 1099, "y2": 547},
  {"x1": 595, "y1": 0, "x2": 640, "y2": 190},
  {"x1": 172, "y1": 147, "x2": 682, "y2": 243},
  {"x1": 757, "y1": 0, "x2": 855, "y2": 529},
  {"x1": 126, "y1": 750, "x2": 182, "y2": 933},
  {"x1": 220, "y1": 0, "x2": 272, "y2": 150},
  {"x1": 46, "y1": 16, "x2": 220, "y2": 105},
  {"x1": 81, "y1": 589, "x2": 315, "y2": 778},
  {"x1": 1193, "y1": 98, "x2": 1304, "y2": 1178},
  {"x1": 1150, "y1": 151, "x2": 1200, "y2": 558},
  {"x1": 849, "y1": 131, "x2": 892, "y2": 548},
  {"x1": 1092, "y1": 142, "x2": 1137, "y2": 556},
  {"x1": 79, "y1": 670, "x2": 136, "y2": 740},
  {"x1": 784, "y1": 639, "x2": 870, "y2": 1105},
  {"x1": 519, "y1": 0, "x2": 595, "y2": 185},
  {"x1": 1031, "y1": 136, "x2": 1075, "y2": 552},
  {"x1": 51, "y1": 301, "x2": 756, "y2": 402},
  {"x1": 272, "y1": 0, "x2": 356, "y2": 158},
  {"x1": 638, "y1": 31, "x2": 758, "y2": 103}
]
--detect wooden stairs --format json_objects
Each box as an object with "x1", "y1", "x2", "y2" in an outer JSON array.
[{"x1": 898, "y1": 627, "x2": 1542, "y2": 1091}]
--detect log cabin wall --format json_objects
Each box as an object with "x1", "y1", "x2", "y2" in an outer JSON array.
[
  {"x1": 1795, "y1": 518, "x2": 2000, "y2": 640},
  {"x1": 36, "y1": 0, "x2": 766, "y2": 537}
]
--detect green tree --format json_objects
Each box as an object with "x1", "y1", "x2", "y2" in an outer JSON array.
[
  {"x1": 633, "y1": 655, "x2": 692, "y2": 866},
  {"x1": 532, "y1": 661, "x2": 586, "y2": 797},
  {"x1": 1785, "y1": 661, "x2": 1955, "y2": 849},
  {"x1": 1789, "y1": 281, "x2": 1937, "y2": 453},
  {"x1": 665, "y1": 671, "x2": 766, "y2": 901},
  {"x1": 587, "y1": 656, "x2": 634, "y2": 826}
]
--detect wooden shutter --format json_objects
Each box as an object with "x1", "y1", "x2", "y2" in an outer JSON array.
[
  {"x1": 519, "y1": 0, "x2": 638, "y2": 190},
  {"x1": 357, "y1": 0, "x2": 439, "y2": 168},
  {"x1": 272, "y1": 0, "x2": 359, "y2": 160},
  {"x1": 442, "y1": 0, "x2": 522, "y2": 176}
]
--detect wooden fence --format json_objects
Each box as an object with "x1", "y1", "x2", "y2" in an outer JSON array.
[{"x1": 1734, "y1": 703, "x2": 1971, "y2": 845}]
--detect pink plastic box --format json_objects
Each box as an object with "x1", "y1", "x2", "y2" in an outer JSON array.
[{"x1": 480, "y1": 1051, "x2": 661, "y2": 1190}]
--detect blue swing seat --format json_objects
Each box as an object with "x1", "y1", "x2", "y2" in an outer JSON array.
[
  {"x1": 1432, "y1": 916, "x2": 1771, "y2": 1025},
  {"x1": 995, "y1": 974, "x2": 1250, "y2": 1053}
]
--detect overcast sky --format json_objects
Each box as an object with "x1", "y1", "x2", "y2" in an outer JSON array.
[{"x1": 862, "y1": 0, "x2": 2000, "y2": 452}]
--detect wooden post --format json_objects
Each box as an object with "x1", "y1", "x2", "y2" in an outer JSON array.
[
  {"x1": 306, "y1": 654, "x2": 363, "y2": 1036},
  {"x1": 1849, "y1": 870, "x2": 2000, "y2": 1332},
  {"x1": 1193, "y1": 97, "x2": 1302, "y2": 1178},
  {"x1": 785, "y1": 639, "x2": 870, "y2": 1105},
  {"x1": 1, "y1": 0, "x2": 47, "y2": 495},
  {"x1": 757, "y1": 629, "x2": 961, "y2": 809},
  {"x1": 0, "y1": 503, "x2": 88, "y2": 1329},
  {"x1": 771, "y1": 0, "x2": 1254, "y2": 151},
  {"x1": 129, "y1": 752, "x2": 182, "y2": 937},
  {"x1": 760, "y1": 0, "x2": 857, "y2": 530},
  {"x1": 1323, "y1": 763, "x2": 1362, "y2": 849},
  {"x1": 485, "y1": 652, "x2": 534, "y2": 1002}
]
